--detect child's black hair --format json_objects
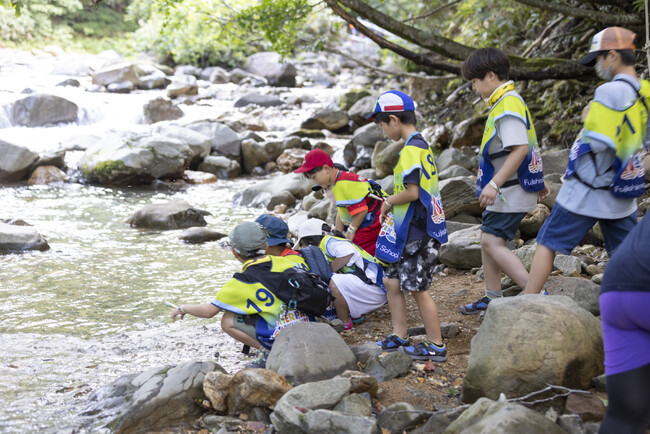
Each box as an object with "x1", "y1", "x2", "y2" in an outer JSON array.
[
  {"x1": 616, "y1": 49, "x2": 636, "y2": 66},
  {"x1": 303, "y1": 166, "x2": 323, "y2": 179},
  {"x1": 462, "y1": 48, "x2": 510, "y2": 81},
  {"x1": 298, "y1": 223, "x2": 332, "y2": 247},
  {"x1": 372, "y1": 111, "x2": 417, "y2": 126}
]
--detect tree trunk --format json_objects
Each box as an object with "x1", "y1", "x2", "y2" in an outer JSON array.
[{"x1": 512, "y1": 0, "x2": 641, "y2": 26}]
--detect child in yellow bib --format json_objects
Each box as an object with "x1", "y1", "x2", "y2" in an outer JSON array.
[
  {"x1": 525, "y1": 27, "x2": 645, "y2": 296},
  {"x1": 459, "y1": 48, "x2": 550, "y2": 315}
]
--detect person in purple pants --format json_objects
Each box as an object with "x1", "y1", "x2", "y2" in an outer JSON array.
[{"x1": 599, "y1": 212, "x2": 650, "y2": 434}]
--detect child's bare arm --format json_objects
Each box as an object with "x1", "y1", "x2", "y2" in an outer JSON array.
[
  {"x1": 479, "y1": 144, "x2": 528, "y2": 208},
  {"x1": 331, "y1": 253, "x2": 354, "y2": 273},
  {"x1": 346, "y1": 209, "x2": 368, "y2": 241},
  {"x1": 170, "y1": 303, "x2": 221, "y2": 321},
  {"x1": 380, "y1": 183, "x2": 419, "y2": 222}
]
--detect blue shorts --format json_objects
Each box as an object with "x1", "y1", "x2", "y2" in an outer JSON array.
[
  {"x1": 536, "y1": 203, "x2": 637, "y2": 256},
  {"x1": 480, "y1": 211, "x2": 527, "y2": 241}
]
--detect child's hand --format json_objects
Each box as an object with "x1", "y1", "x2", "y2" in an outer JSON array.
[
  {"x1": 170, "y1": 308, "x2": 185, "y2": 322},
  {"x1": 479, "y1": 184, "x2": 497, "y2": 208},
  {"x1": 345, "y1": 230, "x2": 355, "y2": 241},
  {"x1": 379, "y1": 201, "x2": 392, "y2": 224},
  {"x1": 538, "y1": 180, "x2": 551, "y2": 202}
]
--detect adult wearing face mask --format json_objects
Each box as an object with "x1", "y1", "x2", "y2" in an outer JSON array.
[{"x1": 524, "y1": 27, "x2": 650, "y2": 295}]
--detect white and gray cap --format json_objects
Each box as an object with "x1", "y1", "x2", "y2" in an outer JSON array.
[{"x1": 229, "y1": 221, "x2": 267, "y2": 256}]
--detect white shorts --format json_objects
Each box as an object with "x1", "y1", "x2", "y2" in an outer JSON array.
[{"x1": 330, "y1": 273, "x2": 387, "y2": 318}]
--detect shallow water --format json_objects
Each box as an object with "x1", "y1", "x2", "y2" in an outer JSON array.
[{"x1": 0, "y1": 47, "x2": 356, "y2": 432}]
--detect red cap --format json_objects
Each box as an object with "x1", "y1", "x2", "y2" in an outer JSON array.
[{"x1": 293, "y1": 149, "x2": 334, "y2": 173}]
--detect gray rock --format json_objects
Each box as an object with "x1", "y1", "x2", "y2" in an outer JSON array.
[
  {"x1": 450, "y1": 116, "x2": 486, "y2": 148},
  {"x1": 198, "y1": 155, "x2": 241, "y2": 179},
  {"x1": 81, "y1": 361, "x2": 223, "y2": 433},
  {"x1": 143, "y1": 97, "x2": 183, "y2": 124},
  {"x1": 356, "y1": 169, "x2": 377, "y2": 180},
  {"x1": 462, "y1": 296, "x2": 603, "y2": 403},
  {"x1": 519, "y1": 204, "x2": 550, "y2": 238},
  {"x1": 348, "y1": 95, "x2": 375, "y2": 126},
  {"x1": 513, "y1": 243, "x2": 537, "y2": 271},
  {"x1": 557, "y1": 414, "x2": 586, "y2": 434},
  {"x1": 107, "y1": 81, "x2": 134, "y2": 93},
  {"x1": 542, "y1": 149, "x2": 570, "y2": 175},
  {"x1": 591, "y1": 274, "x2": 603, "y2": 284},
  {"x1": 174, "y1": 64, "x2": 202, "y2": 77},
  {"x1": 333, "y1": 393, "x2": 372, "y2": 417},
  {"x1": 202, "y1": 415, "x2": 247, "y2": 432},
  {"x1": 377, "y1": 402, "x2": 429, "y2": 433},
  {"x1": 308, "y1": 199, "x2": 335, "y2": 221},
  {"x1": 0, "y1": 139, "x2": 39, "y2": 182},
  {"x1": 446, "y1": 397, "x2": 565, "y2": 433},
  {"x1": 353, "y1": 145, "x2": 373, "y2": 170},
  {"x1": 91, "y1": 62, "x2": 140, "y2": 87},
  {"x1": 372, "y1": 141, "x2": 402, "y2": 179},
  {"x1": 267, "y1": 191, "x2": 296, "y2": 211},
  {"x1": 270, "y1": 377, "x2": 352, "y2": 432},
  {"x1": 439, "y1": 164, "x2": 473, "y2": 180},
  {"x1": 349, "y1": 343, "x2": 383, "y2": 364},
  {"x1": 350, "y1": 123, "x2": 384, "y2": 148},
  {"x1": 301, "y1": 190, "x2": 324, "y2": 212},
  {"x1": 438, "y1": 225, "x2": 482, "y2": 269},
  {"x1": 78, "y1": 132, "x2": 193, "y2": 186},
  {"x1": 541, "y1": 181, "x2": 562, "y2": 210},
  {"x1": 127, "y1": 199, "x2": 209, "y2": 229},
  {"x1": 234, "y1": 93, "x2": 284, "y2": 108},
  {"x1": 590, "y1": 374, "x2": 607, "y2": 393},
  {"x1": 27, "y1": 166, "x2": 66, "y2": 185},
  {"x1": 152, "y1": 124, "x2": 211, "y2": 165},
  {"x1": 241, "y1": 139, "x2": 270, "y2": 174},
  {"x1": 227, "y1": 368, "x2": 293, "y2": 414},
  {"x1": 339, "y1": 90, "x2": 371, "y2": 111},
  {"x1": 363, "y1": 351, "x2": 412, "y2": 383},
  {"x1": 437, "y1": 148, "x2": 475, "y2": 172},
  {"x1": 439, "y1": 176, "x2": 482, "y2": 219},
  {"x1": 32, "y1": 150, "x2": 66, "y2": 170},
  {"x1": 137, "y1": 72, "x2": 171, "y2": 90},
  {"x1": 179, "y1": 227, "x2": 226, "y2": 243},
  {"x1": 449, "y1": 212, "x2": 481, "y2": 224},
  {"x1": 200, "y1": 66, "x2": 228, "y2": 82},
  {"x1": 542, "y1": 276, "x2": 601, "y2": 315},
  {"x1": 266, "y1": 322, "x2": 357, "y2": 385},
  {"x1": 446, "y1": 220, "x2": 477, "y2": 235},
  {"x1": 408, "y1": 407, "x2": 465, "y2": 434},
  {"x1": 0, "y1": 222, "x2": 49, "y2": 253},
  {"x1": 167, "y1": 74, "x2": 198, "y2": 98},
  {"x1": 245, "y1": 52, "x2": 296, "y2": 87},
  {"x1": 301, "y1": 409, "x2": 379, "y2": 434},
  {"x1": 301, "y1": 108, "x2": 349, "y2": 132},
  {"x1": 236, "y1": 174, "x2": 313, "y2": 208},
  {"x1": 276, "y1": 148, "x2": 309, "y2": 173},
  {"x1": 337, "y1": 370, "x2": 378, "y2": 396},
  {"x1": 377, "y1": 175, "x2": 394, "y2": 195},
  {"x1": 184, "y1": 121, "x2": 241, "y2": 161},
  {"x1": 554, "y1": 254, "x2": 583, "y2": 277},
  {"x1": 56, "y1": 78, "x2": 80, "y2": 87},
  {"x1": 11, "y1": 93, "x2": 78, "y2": 127}
]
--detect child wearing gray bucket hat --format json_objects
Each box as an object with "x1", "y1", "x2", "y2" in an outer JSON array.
[{"x1": 229, "y1": 221, "x2": 267, "y2": 257}]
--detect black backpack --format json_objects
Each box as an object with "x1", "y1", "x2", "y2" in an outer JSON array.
[
  {"x1": 246, "y1": 266, "x2": 334, "y2": 317},
  {"x1": 299, "y1": 245, "x2": 334, "y2": 284}
]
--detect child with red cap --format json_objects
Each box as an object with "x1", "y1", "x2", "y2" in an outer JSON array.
[{"x1": 294, "y1": 149, "x2": 385, "y2": 255}]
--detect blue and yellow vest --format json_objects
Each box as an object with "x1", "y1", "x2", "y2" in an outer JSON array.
[
  {"x1": 565, "y1": 78, "x2": 650, "y2": 198},
  {"x1": 477, "y1": 82, "x2": 545, "y2": 196},
  {"x1": 332, "y1": 170, "x2": 386, "y2": 228},
  {"x1": 319, "y1": 235, "x2": 385, "y2": 291}
]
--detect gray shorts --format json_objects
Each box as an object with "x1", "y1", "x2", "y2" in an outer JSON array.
[
  {"x1": 233, "y1": 314, "x2": 258, "y2": 340},
  {"x1": 384, "y1": 236, "x2": 440, "y2": 292}
]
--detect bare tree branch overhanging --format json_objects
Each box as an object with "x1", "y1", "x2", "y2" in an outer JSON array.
[{"x1": 512, "y1": 0, "x2": 642, "y2": 26}]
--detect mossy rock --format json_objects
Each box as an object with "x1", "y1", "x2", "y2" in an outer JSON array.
[
  {"x1": 287, "y1": 129, "x2": 326, "y2": 139},
  {"x1": 338, "y1": 89, "x2": 371, "y2": 111}
]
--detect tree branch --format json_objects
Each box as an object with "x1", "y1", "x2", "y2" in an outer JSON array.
[
  {"x1": 521, "y1": 15, "x2": 566, "y2": 58},
  {"x1": 404, "y1": 0, "x2": 462, "y2": 23},
  {"x1": 512, "y1": 0, "x2": 641, "y2": 26}
]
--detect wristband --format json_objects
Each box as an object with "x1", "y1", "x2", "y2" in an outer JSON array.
[
  {"x1": 347, "y1": 225, "x2": 357, "y2": 233},
  {"x1": 489, "y1": 180, "x2": 506, "y2": 202},
  {"x1": 179, "y1": 305, "x2": 186, "y2": 313},
  {"x1": 384, "y1": 199, "x2": 393, "y2": 208}
]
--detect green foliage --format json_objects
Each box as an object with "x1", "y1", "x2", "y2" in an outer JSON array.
[
  {"x1": 0, "y1": 0, "x2": 82, "y2": 42},
  {"x1": 68, "y1": 1, "x2": 137, "y2": 38}
]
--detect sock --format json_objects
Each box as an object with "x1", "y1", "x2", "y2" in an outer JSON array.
[{"x1": 486, "y1": 290, "x2": 502, "y2": 299}]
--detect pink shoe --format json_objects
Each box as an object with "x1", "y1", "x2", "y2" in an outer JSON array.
[{"x1": 343, "y1": 319, "x2": 353, "y2": 330}]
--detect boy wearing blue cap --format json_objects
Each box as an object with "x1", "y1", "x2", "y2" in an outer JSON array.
[
  {"x1": 369, "y1": 90, "x2": 449, "y2": 362},
  {"x1": 255, "y1": 214, "x2": 305, "y2": 260}
]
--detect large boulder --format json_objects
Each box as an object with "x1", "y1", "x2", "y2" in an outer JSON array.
[
  {"x1": 10, "y1": 93, "x2": 78, "y2": 127},
  {"x1": 28, "y1": 166, "x2": 66, "y2": 185},
  {"x1": 91, "y1": 62, "x2": 140, "y2": 87},
  {"x1": 446, "y1": 397, "x2": 565, "y2": 434},
  {"x1": 227, "y1": 368, "x2": 293, "y2": 414},
  {"x1": 266, "y1": 322, "x2": 358, "y2": 385},
  {"x1": 450, "y1": 116, "x2": 486, "y2": 148},
  {"x1": 143, "y1": 97, "x2": 183, "y2": 124},
  {"x1": 0, "y1": 222, "x2": 49, "y2": 253},
  {"x1": 126, "y1": 199, "x2": 209, "y2": 229},
  {"x1": 0, "y1": 139, "x2": 39, "y2": 182},
  {"x1": 198, "y1": 155, "x2": 241, "y2": 179},
  {"x1": 462, "y1": 296, "x2": 603, "y2": 403},
  {"x1": 438, "y1": 224, "x2": 482, "y2": 269},
  {"x1": 245, "y1": 52, "x2": 296, "y2": 87},
  {"x1": 363, "y1": 352, "x2": 412, "y2": 383},
  {"x1": 439, "y1": 176, "x2": 482, "y2": 219},
  {"x1": 235, "y1": 173, "x2": 313, "y2": 208},
  {"x1": 184, "y1": 121, "x2": 241, "y2": 161},
  {"x1": 350, "y1": 123, "x2": 384, "y2": 148},
  {"x1": 152, "y1": 124, "x2": 211, "y2": 165},
  {"x1": 240, "y1": 139, "x2": 270, "y2": 174},
  {"x1": 80, "y1": 361, "x2": 223, "y2": 433},
  {"x1": 301, "y1": 108, "x2": 349, "y2": 132},
  {"x1": 78, "y1": 132, "x2": 193, "y2": 186}
]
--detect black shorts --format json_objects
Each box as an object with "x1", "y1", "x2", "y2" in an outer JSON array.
[{"x1": 384, "y1": 236, "x2": 440, "y2": 292}]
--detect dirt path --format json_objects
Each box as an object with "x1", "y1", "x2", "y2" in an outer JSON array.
[{"x1": 341, "y1": 271, "x2": 487, "y2": 411}]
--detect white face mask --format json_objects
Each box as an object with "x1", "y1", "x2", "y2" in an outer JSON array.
[{"x1": 595, "y1": 58, "x2": 613, "y2": 81}]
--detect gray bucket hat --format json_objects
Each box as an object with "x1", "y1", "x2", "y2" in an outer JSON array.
[{"x1": 229, "y1": 222, "x2": 267, "y2": 255}]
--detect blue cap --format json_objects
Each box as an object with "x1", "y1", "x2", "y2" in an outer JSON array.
[
  {"x1": 255, "y1": 214, "x2": 291, "y2": 246},
  {"x1": 366, "y1": 90, "x2": 415, "y2": 120}
]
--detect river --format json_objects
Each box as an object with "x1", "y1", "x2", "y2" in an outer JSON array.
[{"x1": 0, "y1": 47, "x2": 359, "y2": 432}]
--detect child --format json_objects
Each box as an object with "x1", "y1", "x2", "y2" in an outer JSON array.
[
  {"x1": 369, "y1": 90, "x2": 449, "y2": 361},
  {"x1": 458, "y1": 48, "x2": 549, "y2": 315},
  {"x1": 255, "y1": 214, "x2": 306, "y2": 267},
  {"x1": 525, "y1": 27, "x2": 648, "y2": 295},
  {"x1": 294, "y1": 149, "x2": 384, "y2": 255},
  {"x1": 295, "y1": 218, "x2": 387, "y2": 330},
  {"x1": 169, "y1": 221, "x2": 309, "y2": 368}
]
